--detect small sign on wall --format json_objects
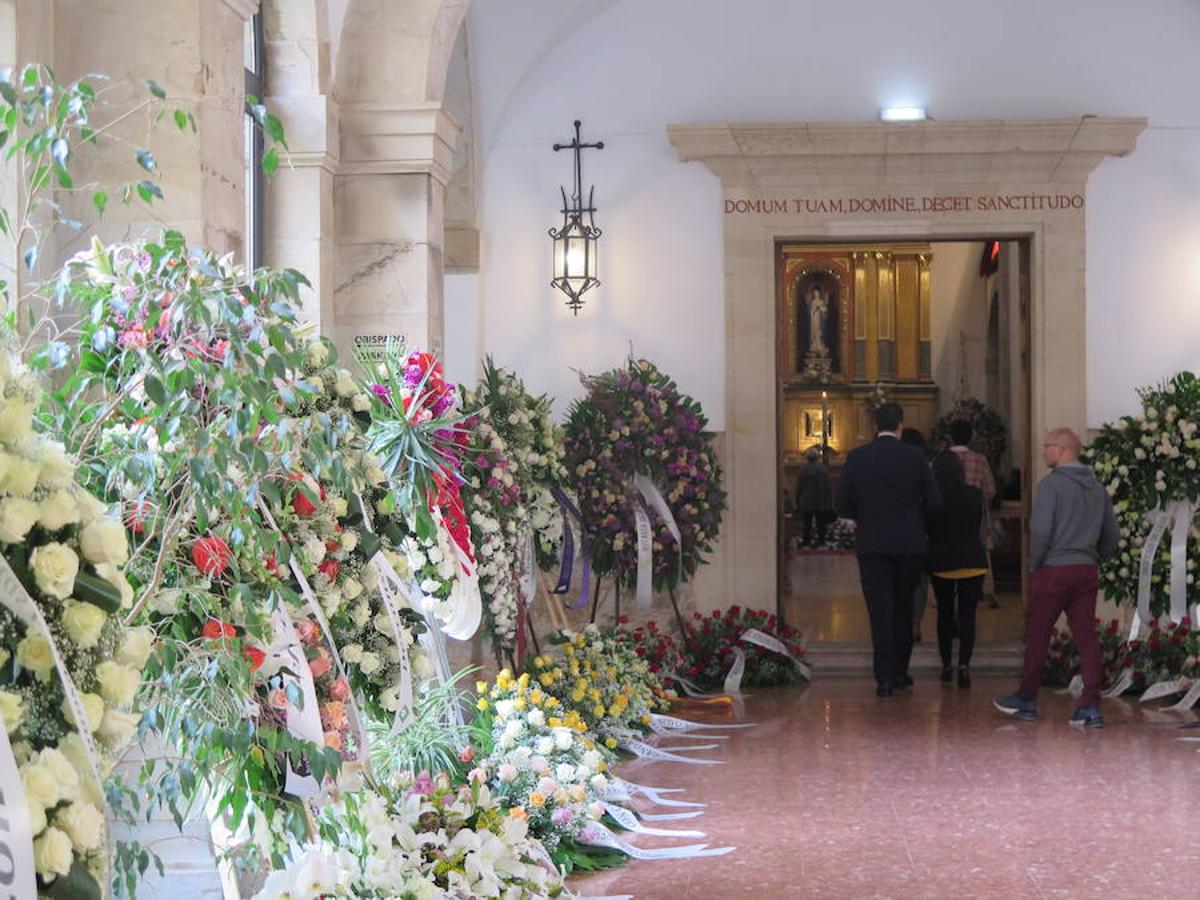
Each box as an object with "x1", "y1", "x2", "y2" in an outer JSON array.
[{"x1": 353, "y1": 333, "x2": 406, "y2": 368}]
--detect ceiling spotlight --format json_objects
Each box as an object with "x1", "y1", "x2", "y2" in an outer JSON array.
[{"x1": 880, "y1": 107, "x2": 927, "y2": 122}]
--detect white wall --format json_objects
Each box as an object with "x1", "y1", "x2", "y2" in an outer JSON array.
[{"x1": 460, "y1": 0, "x2": 1200, "y2": 429}]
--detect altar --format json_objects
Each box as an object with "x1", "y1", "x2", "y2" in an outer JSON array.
[{"x1": 778, "y1": 242, "x2": 939, "y2": 483}]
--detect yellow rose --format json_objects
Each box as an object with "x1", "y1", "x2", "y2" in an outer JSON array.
[
  {"x1": 79, "y1": 519, "x2": 129, "y2": 565},
  {"x1": 30, "y1": 542, "x2": 79, "y2": 600},
  {"x1": 117, "y1": 628, "x2": 155, "y2": 669},
  {"x1": 38, "y1": 749, "x2": 80, "y2": 803},
  {"x1": 56, "y1": 801, "x2": 105, "y2": 852},
  {"x1": 37, "y1": 490, "x2": 81, "y2": 532},
  {"x1": 62, "y1": 693, "x2": 105, "y2": 732},
  {"x1": 95, "y1": 660, "x2": 140, "y2": 706},
  {"x1": 61, "y1": 601, "x2": 107, "y2": 649},
  {"x1": 16, "y1": 634, "x2": 55, "y2": 681},
  {"x1": 529, "y1": 791, "x2": 546, "y2": 808},
  {"x1": 96, "y1": 708, "x2": 140, "y2": 747},
  {"x1": 26, "y1": 793, "x2": 46, "y2": 835},
  {"x1": 33, "y1": 825, "x2": 73, "y2": 879},
  {"x1": 0, "y1": 689, "x2": 24, "y2": 732},
  {"x1": 0, "y1": 497, "x2": 39, "y2": 543}
]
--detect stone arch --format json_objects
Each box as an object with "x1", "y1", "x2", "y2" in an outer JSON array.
[{"x1": 333, "y1": 0, "x2": 467, "y2": 105}]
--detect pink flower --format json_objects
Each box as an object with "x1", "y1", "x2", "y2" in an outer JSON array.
[
  {"x1": 497, "y1": 763, "x2": 518, "y2": 783},
  {"x1": 308, "y1": 647, "x2": 332, "y2": 679},
  {"x1": 529, "y1": 755, "x2": 549, "y2": 775},
  {"x1": 328, "y1": 678, "x2": 350, "y2": 701},
  {"x1": 412, "y1": 771, "x2": 436, "y2": 795},
  {"x1": 551, "y1": 807, "x2": 575, "y2": 827},
  {"x1": 467, "y1": 766, "x2": 488, "y2": 783},
  {"x1": 457, "y1": 746, "x2": 475, "y2": 763},
  {"x1": 296, "y1": 619, "x2": 321, "y2": 645}
]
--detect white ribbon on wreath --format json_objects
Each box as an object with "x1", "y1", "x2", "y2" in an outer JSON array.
[
  {"x1": 1131, "y1": 499, "x2": 1197, "y2": 639},
  {"x1": 631, "y1": 473, "x2": 682, "y2": 611}
]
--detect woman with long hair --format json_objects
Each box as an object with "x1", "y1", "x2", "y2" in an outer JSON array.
[
  {"x1": 928, "y1": 450, "x2": 988, "y2": 687},
  {"x1": 901, "y1": 428, "x2": 930, "y2": 643}
]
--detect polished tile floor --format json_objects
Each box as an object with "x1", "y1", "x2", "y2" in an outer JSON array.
[
  {"x1": 783, "y1": 554, "x2": 1026, "y2": 645},
  {"x1": 573, "y1": 678, "x2": 1200, "y2": 898}
]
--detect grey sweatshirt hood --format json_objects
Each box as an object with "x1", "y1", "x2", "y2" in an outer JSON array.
[{"x1": 1029, "y1": 463, "x2": 1120, "y2": 571}]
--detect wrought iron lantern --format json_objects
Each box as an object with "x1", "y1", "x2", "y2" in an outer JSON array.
[{"x1": 549, "y1": 120, "x2": 604, "y2": 314}]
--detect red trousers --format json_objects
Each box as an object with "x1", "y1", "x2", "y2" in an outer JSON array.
[{"x1": 1018, "y1": 564, "x2": 1102, "y2": 708}]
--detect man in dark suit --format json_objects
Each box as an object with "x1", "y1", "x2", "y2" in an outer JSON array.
[{"x1": 835, "y1": 403, "x2": 940, "y2": 696}]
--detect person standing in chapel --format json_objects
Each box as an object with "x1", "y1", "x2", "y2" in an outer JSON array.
[{"x1": 835, "y1": 403, "x2": 941, "y2": 696}]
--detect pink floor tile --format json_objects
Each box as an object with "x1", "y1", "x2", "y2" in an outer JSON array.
[{"x1": 571, "y1": 677, "x2": 1200, "y2": 899}]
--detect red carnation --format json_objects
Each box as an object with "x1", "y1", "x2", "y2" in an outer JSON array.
[
  {"x1": 292, "y1": 490, "x2": 317, "y2": 517},
  {"x1": 192, "y1": 536, "x2": 232, "y2": 576},
  {"x1": 242, "y1": 645, "x2": 266, "y2": 672},
  {"x1": 202, "y1": 618, "x2": 237, "y2": 640},
  {"x1": 318, "y1": 558, "x2": 340, "y2": 582}
]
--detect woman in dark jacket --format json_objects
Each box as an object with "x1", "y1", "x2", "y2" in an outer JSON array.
[{"x1": 928, "y1": 450, "x2": 988, "y2": 687}]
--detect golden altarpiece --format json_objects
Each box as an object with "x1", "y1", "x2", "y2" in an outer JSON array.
[{"x1": 777, "y1": 242, "x2": 939, "y2": 488}]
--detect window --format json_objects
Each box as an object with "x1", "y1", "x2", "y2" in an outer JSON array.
[{"x1": 244, "y1": 9, "x2": 265, "y2": 270}]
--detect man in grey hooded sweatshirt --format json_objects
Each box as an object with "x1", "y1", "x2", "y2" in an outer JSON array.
[{"x1": 994, "y1": 427, "x2": 1119, "y2": 727}]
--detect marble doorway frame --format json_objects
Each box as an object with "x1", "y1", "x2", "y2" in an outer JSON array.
[{"x1": 669, "y1": 117, "x2": 1146, "y2": 616}]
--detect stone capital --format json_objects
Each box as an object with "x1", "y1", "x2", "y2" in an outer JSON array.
[
  {"x1": 667, "y1": 117, "x2": 1148, "y2": 188},
  {"x1": 338, "y1": 103, "x2": 462, "y2": 186}
]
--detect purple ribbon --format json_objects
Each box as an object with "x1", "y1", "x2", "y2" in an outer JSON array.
[{"x1": 552, "y1": 487, "x2": 591, "y2": 609}]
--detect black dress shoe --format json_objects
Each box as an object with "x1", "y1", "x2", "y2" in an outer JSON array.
[
  {"x1": 876, "y1": 684, "x2": 894, "y2": 697},
  {"x1": 895, "y1": 674, "x2": 914, "y2": 690},
  {"x1": 940, "y1": 666, "x2": 953, "y2": 683},
  {"x1": 957, "y1": 667, "x2": 971, "y2": 688}
]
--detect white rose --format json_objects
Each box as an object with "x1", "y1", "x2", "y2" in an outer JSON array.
[
  {"x1": 495, "y1": 699, "x2": 515, "y2": 719},
  {"x1": 358, "y1": 651, "x2": 381, "y2": 675},
  {"x1": 56, "y1": 734, "x2": 101, "y2": 806},
  {"x1": 33, "y1": 826, "x2": 73, "y2": 879},
  {"x1": 528, "y1": 709, "x2": 545, "y2": 727},
  {"x1": 334, "y1": 369, "x2": 355, "y2": 397},
  {"x1": 331, "y1": 497, "x2": 349, "y2": 517},
  {"x1": 21, "y1": 763, "x2": 60, "y2": 809},
  {"x1": 38, "y1": 443, "x2": 75, "y2": 489},
  {"x1": 361, "y1": 565, "x2": 380, "y2": 591},
  {"x1": 555, "y1": 763, "x2": 575, "y2": 783},
  {"x1": 0, "y1": 454, "x2": 41, "y2": 497},
  {"x1": 26, "y1": 793, "x2": 46, "y2": 835},
  {"x1": 79, "y1": 519, "x2": 129, "y2": 565},
  {"x1": 553, "y1": 728, "x2": 573, "y2": 751},
  {"x1": 16, "y1": 634, "x2": 55, "y2": 680},
  {"x1": 0, "y1": 689, "x2": 24, "y2": 731},
  {"x1": 61, "y1": 601, "x2": 107, "y2": 649},
  {"x1": 339, "y1": 531, "x2": 359, "y2": 553},
  {"x1": 95, "y1": 660, "x2": 140, "y2": 706},
  {"x1": 96, "y1": 708, "x2": 140, "y2": 746},
  {"x1": 304, "y1": 536, "x2": 326, "y2": 565},
  {"x1": 117, "y1": 628, "x2": 155, "y2": 669},
  {"x1": 535, "y1": 736, "x2": 555, "y2": 756},
  {"x1": 412, "y1": 649, "x2": 433, "y2": 679},
  {"x1": 56, "y1": 801, "x2": 105, "y2": 851},
  {"x1": 0, "y1": 497, "x2": 39, "y2": 542},
  {"x1": 36, "y1": 491, "x2": 81, "y2": 532},
  {"x1": 590, "y1": 773, "x2": 608, "y2": 791},
  {"x1": 152, "y1": 588, "x2": 182, "y2": 616},
  {"x1": 30, "y1": 542, "x2": 79, "y2": 600},
  {"x1": 0, "y1": 396, "x2": 34, "y2": 443},
  {"x1": 350, "y1": 602, "x2": 370, "y2": 627},
  {"x1": 351, "y1": 393, "x2": 371, "y2": 412},
  {"x1": 373, "y1": 611, "x2": 393, "y2": 636},
  {"x1": 340, "y1": 578, "x2": 363, "y2": 602},
  {"x1": 342, "y1": 643, "x2": 363, "y2": 664}
]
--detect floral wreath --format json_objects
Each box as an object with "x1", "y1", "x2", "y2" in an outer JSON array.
[
  {"x1": 1083, "y1": 371, "x2": 1200, "y2": 618},
  {"x1": 931, "y1": 397, "x2": 1007, "y2": 480},
  {"x1": 563, "y1": 358, "x2": 725, "y2": 593}
]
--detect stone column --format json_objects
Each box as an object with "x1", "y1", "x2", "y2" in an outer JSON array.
[
  {"x1": 263, "y1": 0, "x2": 337, "y2": 329},
  {"x1": 333, "y1": 103, "x2": 459, "y2": 359}
]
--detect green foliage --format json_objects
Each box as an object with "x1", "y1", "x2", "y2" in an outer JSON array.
[{"x1": 366, "y1": 667, "x2": 475, "y2": 780}]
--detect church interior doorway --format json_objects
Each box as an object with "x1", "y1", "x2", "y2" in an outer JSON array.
[{"x1": 777, "y1": 239, "x2": 1031, "y2": 653}]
